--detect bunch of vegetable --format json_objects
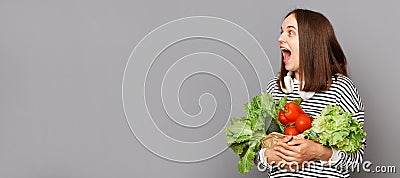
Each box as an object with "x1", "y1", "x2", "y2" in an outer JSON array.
[
  {"x1": 303, "y1": 105, "x2": 366, "y2": 154},
  {"x1": 224, "y1": 92, "x2": 366, "y2": 174}
]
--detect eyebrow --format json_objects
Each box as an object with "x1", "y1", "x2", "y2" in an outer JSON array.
[
  {"x1": 280, "y1": 25, "x2": 297, "y2": 31},
  {"x1": 287, "y1": 25, "x2": 297, "y2": 30}
]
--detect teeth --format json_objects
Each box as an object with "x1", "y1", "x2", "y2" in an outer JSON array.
[{"x1": 280, "y1": 47, "x2": 290, "y2": 52}]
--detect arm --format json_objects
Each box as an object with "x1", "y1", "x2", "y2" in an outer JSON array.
[{"x1": 273, "y1": 136, "x2": 332, "y2": 163}]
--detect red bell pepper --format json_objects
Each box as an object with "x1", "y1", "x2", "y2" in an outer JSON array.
[
  {"x1": 283, "y1": 102, "x2": 304, "y2": 122},
  {"x1": 278, "y1": 110, "x2": 291, "y2": 125}
]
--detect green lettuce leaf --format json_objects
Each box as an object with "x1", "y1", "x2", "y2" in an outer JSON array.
[{"x1": 303, "y1": 105, "x2": 366, "y2": 154}]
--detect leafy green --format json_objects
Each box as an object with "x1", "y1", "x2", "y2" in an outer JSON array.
[
  {"x1": 291, "y1": 98, "x2": 302, "y2": 107},
  {"x1": 238, "y1": 146, "x2": 256, "y2": 174},
  {"x1": 224, "y1": 92, "x2": 281, "y2": 174},
  {"x1": 224, "y1": 117, "x2": 252, "y2": 145},
  {"x1": 303, "y1": 105, "x2": 366, "y2": 154},
  {"x1": 229, "y1": 142, "x2": 248, "y2": 155},
  {"x1": 259, "y1": 91, "x2": 275, "y2": 118}
]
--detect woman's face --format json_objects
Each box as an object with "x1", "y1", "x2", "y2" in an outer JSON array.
[{"x1": 279, "y1": 14, "x2": 300, "y2": 73}]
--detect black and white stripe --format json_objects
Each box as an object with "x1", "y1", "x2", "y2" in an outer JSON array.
[{"x1": 260, "y1": 75, "x2": 366, "y2": 178}]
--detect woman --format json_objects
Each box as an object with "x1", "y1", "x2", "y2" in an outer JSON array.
[{"x1": 256, "y1": 9, "x2": 366, "y2": 177}]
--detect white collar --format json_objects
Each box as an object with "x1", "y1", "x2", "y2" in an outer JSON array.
[{"x1": 280, "y1": 71, "x2": 315, "y2": 100}]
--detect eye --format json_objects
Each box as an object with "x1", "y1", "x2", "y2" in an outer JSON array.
[{"x1": 288, "y1": 30, "x2": 294, "y2": 36}]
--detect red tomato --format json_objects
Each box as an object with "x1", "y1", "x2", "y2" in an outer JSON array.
[
  {"x1": 295, "y1": 114, "x2": 312, "y2": 133},
  {"x1": 284, "y1": 126, "x2": 299, "y2": 136},
  {"x1": 278, "y1": 110, "x2": 291, "y2": 125}
]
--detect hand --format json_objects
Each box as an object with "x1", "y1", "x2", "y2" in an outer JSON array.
[
  {"x1": 273, "y1": 136, "x2": 332, "y2": 164},
  {"x1": 264, "y1": 147, "x2": 282, "y2": 164},
  {"x1": 264, "y1": 136, "x2": 293, "y2": 164},
  {"x1": 263, "y1": 136, "x2": 295, "y2": 170}
]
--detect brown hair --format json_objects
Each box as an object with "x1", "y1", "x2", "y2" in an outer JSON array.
[{"x1": 278, "y1": 9, "x2": 348, "y2": 92}]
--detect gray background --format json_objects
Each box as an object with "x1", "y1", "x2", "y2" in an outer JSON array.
[{"x1": 0, "y1": 0, "x2": 399, "y2": 178}]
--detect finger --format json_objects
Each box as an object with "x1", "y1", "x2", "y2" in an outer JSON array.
[
  {"x1": 282, "y1": 136, "x2": 293, "y2": 143},
  {"x1": 286, "y1": 138, "x2": 306, "y2": 146},
  {"x1": 275, "y1": 149, "x2": 297, "y2": 162},
  {"x1": 276, "y1": 136, "x2": 293, "y2": 146},
  {"x1": 274, "y1": 145, "x2": 298, "y2": 158},
  {"x1": 276, "y1": 137, "x2": 290, "y2": 144},
  {"x1": 276, "y1": 142, "x2": 299, "y2": 152}
]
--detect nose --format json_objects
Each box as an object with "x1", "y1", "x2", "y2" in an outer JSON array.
[{"x1": 278, "y1": 33, "x2": 285, "y2": 44}]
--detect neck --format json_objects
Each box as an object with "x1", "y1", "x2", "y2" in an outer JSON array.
[{"x1": 294, "y1": 71, "x2": 300, "y2": 81}]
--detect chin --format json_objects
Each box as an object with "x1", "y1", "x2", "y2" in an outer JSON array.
[
  {"x1": 284, "y1": 63, "x2": 298, "y2": 72},
  {"x1": 284, "y1": 65, "x2": 293, "y2": 71}
]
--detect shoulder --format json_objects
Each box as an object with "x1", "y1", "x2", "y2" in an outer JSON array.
[
  {"x1": 266, "y1": 77, "x2": 278, "y2": 87},
  {"x1": 331, "y1": 74, "x2": 364, "y2": 112},
  {"x1": 266, "y1": 76, "x2": 279, "y2": 94},
  {"x1": 331, "y1": 74, "x2": 359, "y2": 94}
]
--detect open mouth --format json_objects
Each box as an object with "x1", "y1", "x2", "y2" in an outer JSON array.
[{"x1": 280, "y1": 47, "x2": 291, "y2": 63}]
